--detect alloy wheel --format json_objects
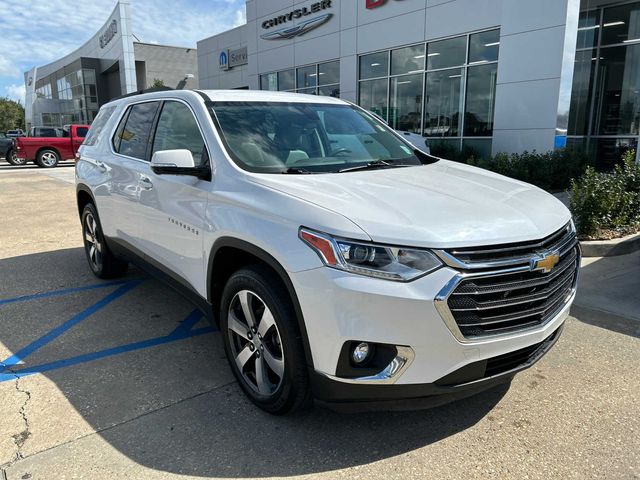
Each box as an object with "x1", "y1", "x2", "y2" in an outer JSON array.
[
  {"x1": 41, "y1": 151, "x2": 57, "y2": 167},
  {"x1": 84, "y1": 213, "x2": 103, "y2": 270},
  {"x1": 227, "y1": 290, "x2": 285, "y2": 396}
]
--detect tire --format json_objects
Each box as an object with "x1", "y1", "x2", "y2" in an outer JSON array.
[
  {"x1": 81, "y1": 203, "x2": 128, "y2": 279},
  {"x1": 36, "y1": 149, "x2": 59, "y2": 168},
  {"x1": 220, "y1": 265, "x2": 310, "y2": 415},
  {"x1": 5, "y1": 149, "x2": 27, "y2": 166}
]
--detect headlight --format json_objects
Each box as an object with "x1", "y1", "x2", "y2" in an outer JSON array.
[{"x1": 299, "y1": 228, "x2": 442, "y2": 281}]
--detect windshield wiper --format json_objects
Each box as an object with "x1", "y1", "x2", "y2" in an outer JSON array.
[
  {"x1": 338, "y1": 159, "x2": 413, "y2": 173},
  {"x1": 281, "y1": 167, "x2": 314, "y2": 174}
]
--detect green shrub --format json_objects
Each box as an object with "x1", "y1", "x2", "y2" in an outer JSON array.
[
  {"x1": 569, "y1": 150, "x2": 640, "y2": 238},
  {"x1": 469, "y1": 149, "x2": 592, "y2": 192}
]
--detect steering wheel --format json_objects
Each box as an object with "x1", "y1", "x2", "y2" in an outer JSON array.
[{"x1": 330, "y1": 147, "x2": 352, "y2": 157}]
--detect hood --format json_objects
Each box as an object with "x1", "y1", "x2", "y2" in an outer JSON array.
[{"x1": 249, "y1": 160, "x2": 571, "y2": 249}]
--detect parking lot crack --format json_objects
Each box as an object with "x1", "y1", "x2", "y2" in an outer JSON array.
[{"x1": 10, "y1": 372, "x2": 32, "y2": 461}]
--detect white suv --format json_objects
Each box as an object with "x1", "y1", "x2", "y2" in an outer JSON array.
[{"x1": 76, "y1": 90, "x2": 579, "y2": 414}]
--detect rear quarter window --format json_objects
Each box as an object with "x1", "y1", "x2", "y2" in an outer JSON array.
[
  {"x1": 112, "y1": 102, "x2": 160, "y2": 160},
  {"x1": 83, "y1": 106, "x2": 117, "y2": 146}
]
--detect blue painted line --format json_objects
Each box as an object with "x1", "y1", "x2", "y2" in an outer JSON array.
[
  {"x1": 0, "y1": 279, "x2": 139, "y2": 306},
  {"x1": 169, "y1": 309, "x2": 206, "y2": 336},
  {"x1": 0, "y1": 309, "x2": 217, "y2": 382},
  {"x1": 0, "y1": 279, "x2": 143, "y2": 371}
]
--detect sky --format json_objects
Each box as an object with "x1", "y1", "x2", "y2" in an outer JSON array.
[{"x1": 0, "y1": 0, "x2": 246, "y2": 104}]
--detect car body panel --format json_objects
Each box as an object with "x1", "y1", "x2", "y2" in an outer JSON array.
[{"x1": 248, "y1": 160, "x2": 571, "y2": 249}]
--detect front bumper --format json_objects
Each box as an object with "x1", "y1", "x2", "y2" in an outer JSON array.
[
  {"x1": 311, "y1": 323, "x2": 563, "y2": 411},
  {"x1": 289, "y1": 265, "x2": 572, "y2": 406}
]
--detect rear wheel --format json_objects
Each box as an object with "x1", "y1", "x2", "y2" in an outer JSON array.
[
  {"x1": 36, "y1": 149, "x2": 59, "y2": 168},
  {"x1": 81, "y1": 204, "x2": 128, "y2": 279},
  {"x1": 5, "y1": 149, "x2": 27, "y2": 166},
  {"x1": 220, "y1": 266, "x2": 310, "y2": 415}
]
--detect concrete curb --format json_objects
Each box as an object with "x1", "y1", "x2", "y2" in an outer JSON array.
[{"x1": 580, "y1": 232, "x2": 640, "y2": 257}]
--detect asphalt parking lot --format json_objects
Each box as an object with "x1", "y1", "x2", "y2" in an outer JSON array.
[{"x1": 0, "y1": 161, "x2": 638, "y2": 479}]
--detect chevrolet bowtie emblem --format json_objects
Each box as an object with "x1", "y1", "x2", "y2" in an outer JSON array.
[{"x1": 531, "y1": 252, "x2": 560, "y2": 273}]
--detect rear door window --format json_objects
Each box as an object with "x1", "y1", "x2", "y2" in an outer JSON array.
[{"x1": 113, "y1": 102, "x2": 160, "y2": 160}]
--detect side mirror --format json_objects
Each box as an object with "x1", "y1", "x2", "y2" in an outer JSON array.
[{"x1": 150, "y1": 149, "x2": 210, "y2": 180}]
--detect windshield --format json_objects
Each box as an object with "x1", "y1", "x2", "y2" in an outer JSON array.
[{"x1": 208, "y1": 102, "x2": 426, "y2": 174}]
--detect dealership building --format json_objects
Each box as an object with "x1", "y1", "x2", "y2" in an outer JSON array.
[
  {"x1": 198, "y1": 0, "x2": 640, "y2": 167},
  {"x1": 24, "y1": 0, "x2": 198, "y2": 130}
]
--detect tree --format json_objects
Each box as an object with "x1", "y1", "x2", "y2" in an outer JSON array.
[
  {"x1": 0, "y1": 97, "x2": 25, "y2": 132},
  {"x1": 149, "y1": 78, "x2": 165, "y2": 88}
]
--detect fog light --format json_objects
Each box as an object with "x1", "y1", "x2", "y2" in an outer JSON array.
[{"x1": 352, "y1": 342, "x2": 371, "y2": 364}]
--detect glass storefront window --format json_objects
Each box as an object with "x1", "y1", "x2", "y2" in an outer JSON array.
[
  {"x1": 360, "y1": 51, "x2": 389, "y2": 79},
  {"x1": 278, "y1": 69, "x2": 295, "y2": 91},
  {"x1": 594, "y1": 44, "x2": 640, "y2": 135},
  {"x1": 468, "y1": 29, "x2": 500, "y2": 64},
  {"x1": 592, "y1": 137, "x2": 638, "y2": 170},
  {"x1": 577, "y1": 10, "x2": 600, "y2": 50},
  {"x1": 463, "y1": 138, "x2": 493, "y2": 159},
  {"x1": 568, "y1": 50, "x2": 596, "y2": 135},
  {"x1": 318, "y1": 61, "x2": 339, "y2": 85},
  {"x1": 297, "y1": 65, "x2": 317, "y2": 89},
  {"x1": 390, "y1": 73, "x2": 423, "y2": 133},
  {"x1": 358, "y1": 78, "x2": 388, "y2": 121},
  {"x1": 427, "y1": 36, "x2": 466, "y2": 70},
  {"x1": 601, "y1": 2, "x2": 640, "y2": 45},
  {"x1": 261, "y1": 61, "x2": 340, "y2": 97},
  {"x1": 391, "y1": 44, "x2": 425, "y2": 75},
  {"x1": 319, "y1": 85, "x2": 340, "y2": 97},
  {"x1": 464, "y1": 63, "x2": 498, "y2": 136},
  {"x1": 424, "y1": 68, "x2": 462, "y2": 137},
  {"x1": 260, "y1": 73, "x2": 277, "y2": 91},
  {"x1": 83, "y1": 69, "x2": 96, "y2": 84}
]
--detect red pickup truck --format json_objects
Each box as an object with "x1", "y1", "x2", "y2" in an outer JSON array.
[{"x1": 14, "y1": 125, "x2": 89, "y2": 167}]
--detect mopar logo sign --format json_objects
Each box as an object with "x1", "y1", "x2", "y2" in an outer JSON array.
[
  {"x1": 99, "y1": 20, "x2": 118, "y2": 48},
  {"x1": 220, "y1": 47, "x2": 247, "y2": 70},
  {"x1": 261, "y1": 1, "x2": 333, "y2": 40}
]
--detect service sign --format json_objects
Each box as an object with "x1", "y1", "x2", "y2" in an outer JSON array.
[{"x1": 220, "y1": 46, "x2": 248, "y2": 70}]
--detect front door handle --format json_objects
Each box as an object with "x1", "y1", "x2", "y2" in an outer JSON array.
[{"x1": 140, "y1": 176, "x2": 154, "y2": 190}]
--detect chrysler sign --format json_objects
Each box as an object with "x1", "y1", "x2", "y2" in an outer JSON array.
[{"x1": 261, "y1": 1, "x2": 333, "y2": 40}]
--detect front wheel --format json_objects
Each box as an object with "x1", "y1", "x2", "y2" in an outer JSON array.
[
  {"x1": 220, "y1": 266, "x2": 310, "y2": 415},
  {"x1": 81, "y1": 204, "x2": 128, "y2": 279},
  {"x1": 36, "y1": 149, "x2": 59, "y2": 168}
]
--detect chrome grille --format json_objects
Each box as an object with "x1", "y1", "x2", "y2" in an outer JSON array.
[{"x1": 435, "y1": 223, "x2": 580, "y2": 340}]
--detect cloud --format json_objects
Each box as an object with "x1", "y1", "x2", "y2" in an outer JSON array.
[
  {"x1": 0, "y1": 57, "x2": 20, "y2": 77},
  {"x1": 5, "y1": 84, "x2": 26, "y2": 103},
  {"x1": 0, "y1": 0, "x2": 246, "y2": 84},
  {"x1": 233, "y1": 8, "x2": 247, "y2": 27},
  {"x1": 132, "y1": 0, "x2": 246, "y2": 46}
]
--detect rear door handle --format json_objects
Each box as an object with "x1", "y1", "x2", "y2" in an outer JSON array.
[
  {"x1": 140, "y1": 176, "x2": 154, "y2": 190},
  {"x1": 95, "y1": 160, "x2": 107, "y2": 172}
]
